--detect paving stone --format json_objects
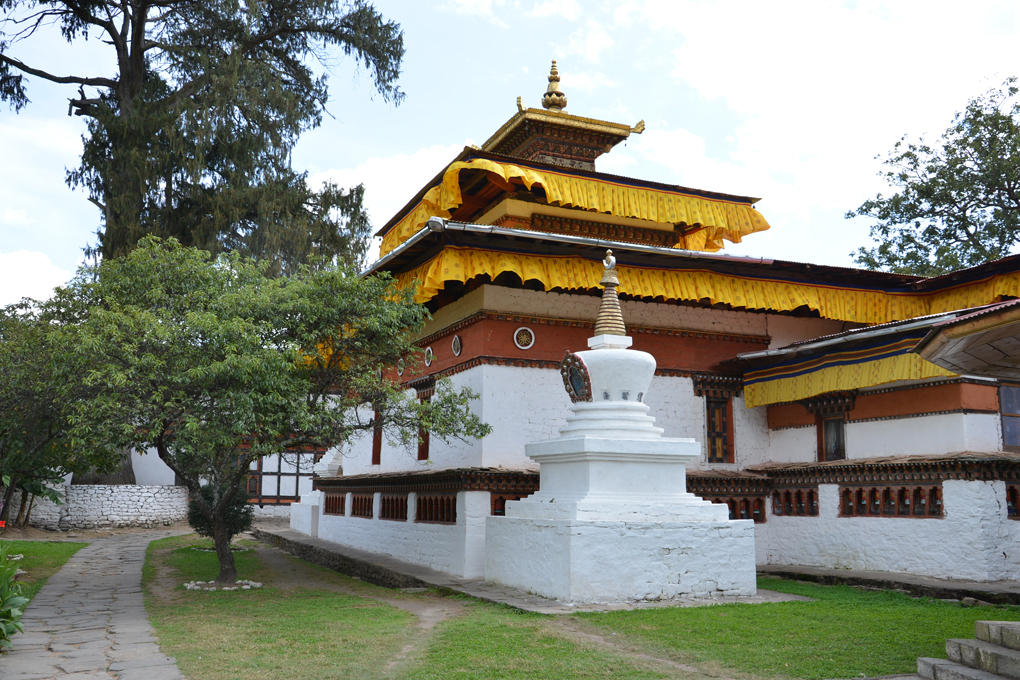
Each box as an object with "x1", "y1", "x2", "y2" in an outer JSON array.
[{"x1": 2, "y1": 530, "x2": 188, "y2": 680}]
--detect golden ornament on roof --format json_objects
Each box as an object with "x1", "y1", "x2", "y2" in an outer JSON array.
[{"x1": 541, "y1": 60, "x2": 567, "y2": 112}]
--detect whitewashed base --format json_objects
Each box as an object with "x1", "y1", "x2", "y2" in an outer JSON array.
[{"x1": 485, "y1": 516, "x2": 757, "y2": 603}]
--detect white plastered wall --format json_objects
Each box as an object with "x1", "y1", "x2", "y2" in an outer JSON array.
[
  {"x1": 131, "y1": 448, "x2": 177, "y2": 485},
  {"x1": 756, "y1": 480, "x2": 1020, "y2": 581},
  {"x1": 314, "y1": 490, "x2": 490, "y2": 578},
  {"x1": 846, "y1": 413, "x2": 1002, "y2": 458}
]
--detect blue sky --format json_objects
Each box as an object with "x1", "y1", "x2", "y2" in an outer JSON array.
[{"x1": 4, "y1": 0, "x2": 1020, "y2": 303}]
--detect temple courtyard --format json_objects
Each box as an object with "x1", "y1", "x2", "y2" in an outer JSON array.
[{"x1": 2, "y1": 522, "x2": 1020, "y2": 680}]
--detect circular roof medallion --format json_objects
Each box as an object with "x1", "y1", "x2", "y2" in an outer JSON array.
[
  {"x1": 424, "y1": 347, "x2": 434, "y2": 367},
  {"x1": 514, "y1": 327, "x2": 535, "y2": 350},
  {"x1": 452, "y1": 334, "x2": 463, "y2": 357}
]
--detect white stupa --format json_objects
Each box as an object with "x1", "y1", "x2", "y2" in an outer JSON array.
[{"x1": 485, "y1": 250, "x2": 757, "y2": 603}]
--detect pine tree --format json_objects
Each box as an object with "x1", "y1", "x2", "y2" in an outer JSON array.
[{"x1": 1, "y1": 0, "x2": 403, "y2": 270}]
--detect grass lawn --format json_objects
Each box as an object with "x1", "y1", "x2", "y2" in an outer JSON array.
[
  {"x1": 143, "y1": 535, "x2": 690, "y2": 680},
  {"x1": 578, "y1": 576, "x2": 1020, "y2": 680},
  {"x1": 2, "y1": 540, "x2": 88, "y2": 602},
  {"x1": 402, "y1": 603, "x2": 672, "y2": 680},
  {"x1": 145, "y1": 540, "x2": 1020, "y2": 680}
]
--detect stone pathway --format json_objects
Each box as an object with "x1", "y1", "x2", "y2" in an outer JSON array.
[{"x1": 0, "y1": 531, "x2": 186, "y2": 680}]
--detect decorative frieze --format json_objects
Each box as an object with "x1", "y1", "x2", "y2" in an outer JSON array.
[{"x1": 693, "y1": 374, "x2": 743, "y2": 399}]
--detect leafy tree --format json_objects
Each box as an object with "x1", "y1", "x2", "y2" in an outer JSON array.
[
  {"x1": 0, "y1": 0, "x2": 403, "y2": 271},
  {"x1": 187, "y1": 484, "x2": 253, "y2": 544},
  {"x1": 848, "y1": 78, "x2": 1020, "y2": 276},
  {"x1": 0, "y1": 302, "x2": 119, "y2": 525},
  {"x1": 58, "y1": 237, "x2": 490, "y2": 583}
]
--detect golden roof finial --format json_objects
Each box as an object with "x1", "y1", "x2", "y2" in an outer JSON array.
[
  {"x1": 593, "y1": 249, "x2": 627, "y2": 336},
  {"x1": 541, "y1": 60, "x2": 567, "y2": 112}
]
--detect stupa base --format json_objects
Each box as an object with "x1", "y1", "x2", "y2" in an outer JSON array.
[{"x1": 484, "y1": 516, "x2": 756, "y2": 603}]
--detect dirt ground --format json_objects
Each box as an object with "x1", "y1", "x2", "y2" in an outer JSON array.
[{"x1": 0, "y1": 519, "x2": 194, "y2": 541}]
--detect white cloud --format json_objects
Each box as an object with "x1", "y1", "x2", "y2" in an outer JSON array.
[
  {"x1": 442, "y1": 0, "x2": 509, "y2": 25},
  {"x1": 561, "y1": 70, "x2": 615, "y2": 94},
  {"x1": 0, "y1": 251, "x2": 73, "y2": 306},
  {"x1": 527, "y1": 0, "x2": 581, "y2": 20},
  {"x1": 565, "y1": 20, "x2": 614, "y2": 63},
  {"x1": 309, "y1": 143, "x2": 468, "y2": 263}
]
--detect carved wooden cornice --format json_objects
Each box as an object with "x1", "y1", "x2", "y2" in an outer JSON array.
[
  {"x1": 315, "y1": 468, "x2": 541, "y2": 495},
  {"x1": 801, "y1": 391, "x2": 856, "y2": 416},
  {"x1": 693, "y1": 373, "x2": 744, "y2": 399}
]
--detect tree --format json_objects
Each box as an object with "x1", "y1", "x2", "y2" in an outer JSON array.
[
  {"x1": 0, "y1": 0, "x2": 403, "y2": 271},
  {"x1": 848, "y1": 78, "x2": 1020, "y2": 276},
  {"x1": 57, "y1": 237, "x2": 490, "y2": 583},
  {"x1": 0, "y1": 302, "x2": 119, "y2": 525}
]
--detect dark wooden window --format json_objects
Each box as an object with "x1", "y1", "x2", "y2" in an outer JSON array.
[
  {"x1": 416, "y1": 384, "x2": 434, "y2": 461},
  {"x1": 1009, "y1": 486, "x2": 1019, "y2": 518},
  {"x1": 490, "y1": 492, "x2": 532, "y2": 516},
  {"x1": 371, "y1": 409, "x2": 382, "y2": 466},
  {"x1": 839, "y1": 485, "x2": 942, "y2": 517},
  {"x1": 818, "y1": 415, "x2": 846, "y2": 461},
  {"x1": 416, "y1": 494, "x2": 456, "y2": 524},
  {"x1": 1002, "y1": 385, "x2": 1020, "y2": 451},
  {"x1": 323, "y1": 493, "x2": 345, "y2": 516},
  {"x1": 706, "y1": 397, "x2": 734, "y2": 463},
  {"x1": 351, "y1": 494, "x2": 373, "y2": 518},
  {"x1": 380, "y1": 494, "x2": 408, "y2": 521}
]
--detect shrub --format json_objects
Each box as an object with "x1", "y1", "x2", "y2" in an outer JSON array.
[
  {"x1": 187, "y1": 484, "x2": 254, "y2": 543},
  {"x1": 0, "y1": 543, "x2": 28, "y2": 651}
]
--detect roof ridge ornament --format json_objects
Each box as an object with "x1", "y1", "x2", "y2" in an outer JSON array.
[
  {"x1": 593, "y1": 249, "x2": 627, "y2": 337},
  {"x1": 541, "y1": 60, "x2": 567, "y2": 112}
]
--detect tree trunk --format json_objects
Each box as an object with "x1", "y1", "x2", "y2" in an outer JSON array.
[
  {"x1": 13, "y1": 492, "x2": 27, "y2": 527},
  {"x1": 211, "y1": 514, "x2": 238, "y2": 585},
  {"x1": 0, "y1": 478, "x2": 19, "y2": 524},
  {"x1": 21, "y1": 494, "x2": 35, "y2": 530}
]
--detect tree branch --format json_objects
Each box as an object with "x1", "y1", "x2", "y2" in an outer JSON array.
[{"x1": 0, "y1": 53, "x2": 117, "y2": 88}]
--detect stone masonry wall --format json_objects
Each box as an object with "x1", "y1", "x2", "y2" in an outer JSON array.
[{"x1": 12, "y1": 485, "x2": 187, "y2": 530}]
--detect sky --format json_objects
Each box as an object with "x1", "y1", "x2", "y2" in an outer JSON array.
[{"x1": 3, "y1": 0, "x2": 1020, "y2": 304}]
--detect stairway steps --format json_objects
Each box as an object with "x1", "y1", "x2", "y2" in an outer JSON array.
[
  {"x1": 946, "y1": 638, "x2": 1020, "y2": 679},
  {"x1": 977, "y1": 623, "x2": 1020, "y2": 653},
  {"x1": 919, "y1": 658, "x2": 1006, "y2": 680}
]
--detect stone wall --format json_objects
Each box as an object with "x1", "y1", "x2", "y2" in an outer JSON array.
[{"x1": 14, "y1": 485, "x2": 187, "y2": 530}]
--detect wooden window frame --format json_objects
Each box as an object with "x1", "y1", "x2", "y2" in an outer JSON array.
[
  {"x1": 371, "y1": 408, "x2": 382, "y2": 466},
  {"x1": 705, "y1": 396, "x2": 735, "y2": 464},
  {"x1": 817, "y1": 414, "x2": 847, "y2": 462},
  {"x1": 1001, "y1": 384, "x2": 1020, "y2": 452}
]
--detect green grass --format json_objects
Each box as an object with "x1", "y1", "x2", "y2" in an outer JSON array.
[
  {"x1": 578, "y1": 576, "x2": 1020, "y2": 680},
  {"x1": 404, "y1": 603, "x2": 673, "y2": 680},
  {"x1": 144, "y1": 535, "x2": 419, "y2": 680},
  {"x1": 2, "y1": 540, "x2": 88, "y2": 602}
]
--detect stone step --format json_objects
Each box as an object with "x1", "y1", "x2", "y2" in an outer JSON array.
[
  {"x1": 947, "y1": 638, "x2": 1020, "y2": 679},
  {"x1": 919, "y1": 658, "x2": 1004, "y2": 680},
  {"x1": 977, "y1": 622, "x2": 1020, "y2": 653}
]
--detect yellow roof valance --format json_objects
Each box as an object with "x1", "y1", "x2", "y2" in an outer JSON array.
[
  {"x1": 379, "y1": 157, "x2": 771, "y2": 256},
  {"x1": 394, "y1": 246, "x2": 1020, "y2": 325},
  {"x1": 742, "y1": 333, "x2": 956, "y2": 408}
]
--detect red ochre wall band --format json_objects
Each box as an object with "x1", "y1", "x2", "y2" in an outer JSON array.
[{"x1": 399, "y1": 313, "x2": 767, "y2": 384}]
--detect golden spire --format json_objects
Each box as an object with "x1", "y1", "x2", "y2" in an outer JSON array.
[
  {"x1": 594, "y1": 250, "x2": 627, "y2": 336},
  {"x1": 541, "y1": 60, "x2": 567, "y2": 112}
]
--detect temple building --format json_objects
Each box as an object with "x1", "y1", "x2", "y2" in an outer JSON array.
[{"x1": 290, "y1": 62, "x2": 1020, "y2": 590}]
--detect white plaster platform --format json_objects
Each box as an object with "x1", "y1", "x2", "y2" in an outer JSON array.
[
  {"x1": 486, "y1": 516, "x2": 756, "y2": 602},
  {"x1": 254, "y1": 525, "x2": 803, "y2": 614}
]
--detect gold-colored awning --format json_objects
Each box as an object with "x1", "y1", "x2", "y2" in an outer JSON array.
[
  {"x1": 379, "y1": 157, "x2": 771, "y2": 256},
  {"x1": 394, "y1": 245, "x2": 1020, "y2": 325}
]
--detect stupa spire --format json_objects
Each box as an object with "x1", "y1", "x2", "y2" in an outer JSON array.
[
  {"x1": 541, "y1": 60, "x2": 567, "y2": 112},
  {"x1": 593, "y1": 250, "x2": 627, "y2": 337}
]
